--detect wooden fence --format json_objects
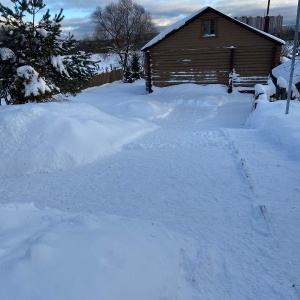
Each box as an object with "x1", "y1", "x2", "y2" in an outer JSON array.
[{"x1": 88, "y1": 69, "x2": 123, "y2": 87}]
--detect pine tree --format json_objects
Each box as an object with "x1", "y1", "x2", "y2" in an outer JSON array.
[
  {"x1": 130, "y1": 53, "x2": 141, "y2": 80},
  {"x1": 123, "y1": 66, "x2": 133, "y2": 83},
  {"x1": 0, "y1": 0, "x2": 96, "y2": 104}
]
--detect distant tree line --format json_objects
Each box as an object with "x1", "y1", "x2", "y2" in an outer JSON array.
[{"x1": 277, "y1": 25, "x2": 300, "y2": 41}]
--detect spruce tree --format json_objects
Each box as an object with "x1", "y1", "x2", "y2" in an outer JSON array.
[
  {"x1": 123, "y1": 66, "x2": 133, "y2": 83},
  {"x1": 0, "y1": 0, "x2": 96, "y2": 104},
  {"x1": 130, "y1": 53, "x2": 141, "y2": 80}
]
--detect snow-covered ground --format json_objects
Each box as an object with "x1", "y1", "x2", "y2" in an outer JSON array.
[
  {"x1": 91, "y1": 53, "x2": 121, "y2": 73},
  {"x1": 0, "y1": 81, "x2": 299, "y2": 299}
]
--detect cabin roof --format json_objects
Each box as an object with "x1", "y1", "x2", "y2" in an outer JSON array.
[{"x1": 141, "y1": 6, "x2": 285, "y2": 51}]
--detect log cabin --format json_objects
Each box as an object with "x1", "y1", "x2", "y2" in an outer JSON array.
[{"x1": 142, "y1": 7, "x2": 285, "y2": 93}]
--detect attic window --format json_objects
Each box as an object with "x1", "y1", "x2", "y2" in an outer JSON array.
[{"x1": 202, "y1": 19, "x2": 217, "y2": 37}]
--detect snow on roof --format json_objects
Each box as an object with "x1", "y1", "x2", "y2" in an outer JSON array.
[
  {"x1": 142, "y1": 6, "x2": 285, "y2": 51},
  {"x1": 272, "y1": 57, "x2": 300, "y2": 84},
  {"x1": 141, "y1": 7, "x2": 208, "y2": 51}
]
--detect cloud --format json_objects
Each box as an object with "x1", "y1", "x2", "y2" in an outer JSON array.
[
  {"x1": 1, "y1": 0, "x2": 298, "y2": 39},
  {"x1": 61, "y1": 17, "x2": 94, "y2": 39}
]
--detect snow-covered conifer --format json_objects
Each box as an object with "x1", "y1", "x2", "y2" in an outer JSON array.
[
  {"x1": 0, "y1": 0, "x2": 96, "y2": 104},
  {"x1": 123, "y1": 66, "x2": 133, "y2": 83}
]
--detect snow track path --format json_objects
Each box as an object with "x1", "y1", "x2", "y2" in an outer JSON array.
[{"x1": 1, "y1": 84, "x2": 299, "y2": 299}]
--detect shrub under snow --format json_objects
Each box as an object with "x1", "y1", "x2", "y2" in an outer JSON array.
[{"x1": 17, "y1": 66, "x2": 51, "y2": 97}]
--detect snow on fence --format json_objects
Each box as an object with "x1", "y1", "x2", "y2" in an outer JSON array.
[{"x1": 88, "y1": 69, "x2": 123, "y2": 87}]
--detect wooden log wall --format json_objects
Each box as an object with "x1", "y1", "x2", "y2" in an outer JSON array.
[{"x1": 145, "y1": 10, "x2": 282, "y2": 90}]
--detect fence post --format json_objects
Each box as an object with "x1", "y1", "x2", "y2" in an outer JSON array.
[
  {"x1": 145, "y1": 51, "x2": 153, "y2": 93},
  {"x1": 228, "y1": 47, "x2": 235, "y2": 93}
]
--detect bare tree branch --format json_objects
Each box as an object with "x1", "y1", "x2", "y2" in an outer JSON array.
[{"x1": 91, "y1": 0, "x2": 158, "y2": 73}]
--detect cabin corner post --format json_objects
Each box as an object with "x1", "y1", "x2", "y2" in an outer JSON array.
[
  {"x1": 228, "y1": 46, "x2": 235, "y2": 93},
  {"x1": 270, "y1": 46, "x2": 277, "y2": 73},
  {"x1": 145, "y1": 51, "x2": 153, "y2": 93}
]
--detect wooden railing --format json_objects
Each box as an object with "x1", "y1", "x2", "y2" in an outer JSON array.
[{"x1": 89, "y1": 69, "x2": 123, "y2": 87}]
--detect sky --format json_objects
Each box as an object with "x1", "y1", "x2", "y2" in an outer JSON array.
[{"x1": 0, "y1": 0, "x2": 298, "y2": 39}]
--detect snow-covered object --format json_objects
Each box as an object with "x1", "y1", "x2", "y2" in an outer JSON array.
[
  {"x1": 272, "y1": 57, "x2": 300, "y2": 84},
  {"x1": 38, "y1": 28, "x2": 48, "y2": 37},
  {"x1": 267, "y1": 78, "x2": 276, "y2": 96},
  {"x1": 248, "y1": 99, "x2": 300, "y2": 157},
  {"x1": 254, "y1": 84, "x2": 266, "y2": 95},
  {"x1": 51, "y1": 55, "x2": 70, "y2": 77},
  {"x1": 0, "y1": 47, "x2": 15, "y2": 61},
  {"x1": 257, "y1": 93, "x2": 269, "y2": 102},
  {"x1": 255, "y1": 80, "x2": 276, "y2": 100},
  {"x1": 275, "y1": 76, "x2": 299, "y2": 99},
  {"x1": 17, "y1": 65, "x2": 51, "y2": 97},
  {"x1": 277, "y1": 76, "x2": 287, "y2": 89},
  {"x1": 291, "y1": 83, "x2": 299, "y2": 98}
]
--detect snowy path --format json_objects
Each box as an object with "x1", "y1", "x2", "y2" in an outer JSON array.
[{"x1": 1, "y1": 84, "x2": 299, "y2": 299}]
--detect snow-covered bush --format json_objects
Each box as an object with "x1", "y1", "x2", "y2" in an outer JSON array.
[
  {"x1": 267, "y1": 78, "x2": 276, "y2": 96},
  {"x1": 291, "y1": 84, "x2": 299, "y2": 99},
  {"x1": 277, "y1": 76, "x2": 287, "y2": 89},
  {"x1": 254, "y1": 79, "x2": 276, "y2": 102},
  {"x1": 276, "y1": 76, "x2": 299, "y2": 100},
  {"x1": 0, "y1": 0, "x2": 96, "y2": 104},
  {"x1": 10, "y1": 66, "x2": 52, "y2": 104}
]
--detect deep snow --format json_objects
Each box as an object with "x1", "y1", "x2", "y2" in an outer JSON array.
[{"x1": 0, "y1": 81, "x2": 299, "y2": 299}]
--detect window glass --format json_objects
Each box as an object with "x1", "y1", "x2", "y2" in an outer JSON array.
[
  {"x1": 210, "y1": 20, "x2": 215, "y2": 34},
  {"x1": 203, "y1": 20, "x2": 209, "y2": 35},
  {"x1": 202, "y1": 19, "x2": 216, "y2": 36}
]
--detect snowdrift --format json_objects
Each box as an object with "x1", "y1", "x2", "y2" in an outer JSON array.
[
  {"x1": 0, "y1": 102, "x2": 156, "y2": 176},
  {"x1": 0, "y1": 203, "x2": 181, "y2": 300},
  {"x1": 248, "y1": 100, "x2": 300, "y2": 159}
]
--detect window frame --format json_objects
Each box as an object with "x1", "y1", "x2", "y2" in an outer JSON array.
[{"x1": 201, "y1": 18, "x2": 218, "y2": 38}]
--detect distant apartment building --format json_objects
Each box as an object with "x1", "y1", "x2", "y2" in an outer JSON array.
[{"x1": 235, "y1": 15, "x2": 283, "y2": 35}]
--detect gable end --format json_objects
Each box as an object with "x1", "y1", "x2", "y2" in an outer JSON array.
[{"x1": 142, "y1": 7, "x2": 284, "y2": 51}]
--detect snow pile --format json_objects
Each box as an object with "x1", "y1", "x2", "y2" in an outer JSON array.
[
  {"x1": 0, "y1": 102, "x2": 156, "y2": 176},
  {"x1": 254, "y1": 79, "x2": 276, "y2": 101},
  {"x1": 248, "y1": 100, "x2": 300, "y2": 158},
  {"x1": 0, "y1": 203, "x2": 182, "y2": 300},
  {"x1": 73, "y1": 81, "x2": 176, "y2": 120},
  {"x1": 277, "y1": 76, "x2": 287, "y2": 88},
  {"x1": 114, "y1": 100, "x2": 174, "y2": 119},
  {"x1": 275, "y1": 76, "x2": 299, "y2": 99}
]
